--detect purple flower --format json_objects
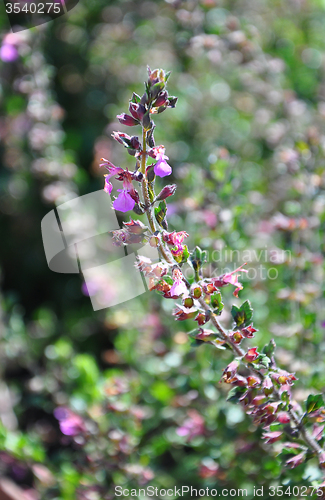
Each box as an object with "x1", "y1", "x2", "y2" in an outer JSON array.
[
  {"x1": 163, "y1": 230, "x2": 189, "y2": 256},
  {"x1": 54, "y1": 407, "x2": 86, "y2": 436},
  {"x1": 286, "y1": 452, "x2": 306, "y2": 469},
  {"x1": 100, "y1": 158, "x2": 123, "y2": 195},
  {"x1": 154, "y1": 157, "x2": 172, "y2": 177},
  {"x1": 152, "y1": 146, "x2": 172, "y2": 177},
  {"x1": 113, "y1": 189, "x2": 135, "y2": 212},
  {"x1": 0, "y1": 44, "x2": 18, "y2": 62},
  {"x1": 170, "y1": 269, "x2": 187, "y2": 297}
]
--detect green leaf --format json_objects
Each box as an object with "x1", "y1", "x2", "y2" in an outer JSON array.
[
  {"x1": 306, "y1": 394, "x2": 325, "y2": 413},
  {"x1": 148, "y1": 182, "x2": 155, "y2": 203},
  {"x1": 154, "y1": 200, "x2": 167, "y2": 227},
  {"x1": 255, "y1": 354, "x2": 271, "y2": 369},
  {"x1": 190, "y1": 246, "x2": 207, "y2": 280},
  {"x1": 231, "y1": 300, "x2": 253, "y2": 328},
  {"x1": 211, "y1": 292, "x2": 224, "y2": 315},
  {"x1": 164, "y1": 71, "x2": 171, "y2": 83},
  {"x1": 163, "y1": 276, "x2": 173, "y2": 286},
  {"x1": 280, "y1": 389, "x2": 290, "y2": 409},
  {"x1": 262, "y1": 339, "x2": 276, "y2": 359},
  {"x1": 142, "y1": 110, "x2": 153, "y2": 130},
  {"x1": 178, "y1": 245, "x2": 190, "y2": 265},
  {"x1": 151, "y1": 81, "x2": 165, "y2": 99},
  {"x1": 227, "y1": 386, "x2": 247, "y2": 404},
  {"x1": 131, "y1": 92, "x2": 141, "y2": 103}
]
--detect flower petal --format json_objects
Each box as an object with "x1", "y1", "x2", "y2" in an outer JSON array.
[
  {"x1": 113, "y1": 190, "x2": 135, "y2": 212},
  {"x1": 154, "y1": 159, "x2": 172, "y2": 178}
]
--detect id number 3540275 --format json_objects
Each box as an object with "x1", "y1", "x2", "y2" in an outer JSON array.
[{"x1": 5, "y1": 2, "x2": 62, "y2": 14}]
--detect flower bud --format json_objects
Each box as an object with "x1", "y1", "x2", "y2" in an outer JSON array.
[
  {"x1": 263, "y1": 376, "x2": 274, "y2": 396},
  {"x1": 112, "y1": 131, "x2": 132, "y2": 147},
  {"x1": 195, "y1": 311, "x2": 210, "y2": 326},
  {"x1": 149, "y1": 235, "x2": 159, "y2": 247},
  {"x1": 231, "y1": 331, "x2": 243, "y2": 344},
  {"x1": 130, "y1": 136, "x2": 141, "y2": 149},
  {"x1": 241, "y1": 325, "x2": 257, "y2": 338},
  {"x1": 117, "y1": 113, "x2": 139, "y2": 126},
  {"x1": 133, "y1": 203, "x2": 145, "y2": 215},
  {"x1": 142, "y1": 111, "x2": 153, "y2": 131},
  {"x1": 247, "y1": 376, "x2": 261, "y2": 387},
  {"x1": 221, "y1": 360, "x2": 239, "y2": 383},
  {"x1": 129, "y1": 102, "x2": 146, "y2": 121},
  {"x1": 277, "y1": 412, "x2": 290, "y2": 424},
  {"x1": 156, "y1": 184, "x2": 177, "y2": 201},
  {"x1": 262, "y1": 430, "x2": 282, "y2": 444},
  {"x1": 243, "y1": 347, "x2": 259, "y2": 363},
  {"x1": 123, "y1": 219, "x2": 146, "y2": 234},
  {"x1": 151, "y1": 84, "x2": 165, "y2": 100},
  {"x1": 140, "y1": 92, "x2": 149, "y2": 106},
  {"x1": 155, "y1": 91, "x2": 168, "y2": 107},
  {"x1": 286, "y1": 452, "x2": 306, "y2": 469}
]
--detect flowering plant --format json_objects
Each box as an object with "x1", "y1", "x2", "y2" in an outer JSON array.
[{"x1": 102, "y1": 67, "x2": 325, "y2": 477}]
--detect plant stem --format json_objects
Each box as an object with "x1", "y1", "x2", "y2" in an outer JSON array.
[
  {"x1": 198, "y1": 296, "x2": 244, "y2": 357},
  {"x1": 141, "y1": 128, "x2": 155, "y2": 234},
  {"x1": 141, "y1": 128, "x2": 177, "y2": 264}
]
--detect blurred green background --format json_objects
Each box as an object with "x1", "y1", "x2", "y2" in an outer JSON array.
[{"x1": 1, "y1": 0, "x2": 325, "y2": 498}]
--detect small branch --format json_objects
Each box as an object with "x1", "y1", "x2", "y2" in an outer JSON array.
[{"x1": 198, "y1": 296, "x2": 244, "y2": 357}]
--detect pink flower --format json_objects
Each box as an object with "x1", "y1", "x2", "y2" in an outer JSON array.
[
  {"x1": 100, "y1": 158, "x2": 123, "y2": 195},
  {"x1": 212, "y1": 264, "x2": 248, "y2": 297},
  {"x1": 221, "y1": 360, "x2": 240, "y2": 383},
  {"x1": 54, "y1": 407, "x2": 86, "y2": 436},
  {"x1": 101, "y1": 162, "x2": 138, "y2": 213},
  {"x1": 286, "y1": 452, "x2": 305, "y2": 469},
  {"x1": 277, "y1": 412, "x2": 291, "y2": 424},
  {"x1": 152, "y1": 146, "x2": 172, "y2": 177},
  {"x1": 271, "y1": 370, "x2": 297, "y2": 386},
  {"x1": 176, "y1": 409, "x2": 205, "y2": 441},
  {"x1": 262, "y1": 430, "x2": 283, "y2": 444},
  {"x1": 113, "y1": 189, "x2": 135, "y2": 212},
  {"x1": 163, "y1": 231, "x2": 189, "y2": 256},
  {"x1": 170, "y1": 269, "x2": 187, "y2": 297},
  {"x1": 243, "y1": 347, "x2": 259, "y2": 363},
  {"x1": 0, "y1": 44, "x2": 18, "y2": 62},
  {"x1": 263, "y1": 376, "x2": 274, "y2": 396},
  {"x1": 223, "y1": 264, "x2": 248, "y2": 297}
]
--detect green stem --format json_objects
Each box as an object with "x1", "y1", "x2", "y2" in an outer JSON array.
[{"x1": 141, "y1": 128, "x2": 175, "y2": 264}]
